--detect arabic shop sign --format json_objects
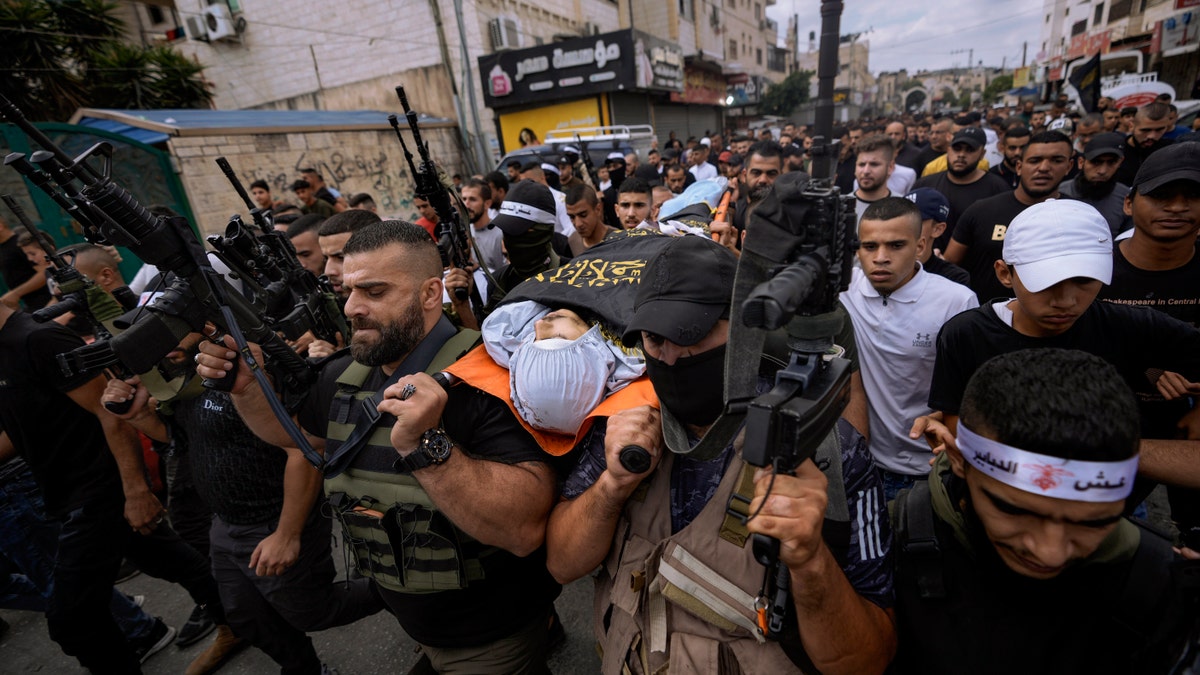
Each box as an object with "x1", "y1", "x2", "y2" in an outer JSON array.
[{"x1": 480, "y1": 30, "x2": 683, "y2": 108}]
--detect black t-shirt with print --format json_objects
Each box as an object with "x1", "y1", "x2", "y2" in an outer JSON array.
[
  {"x1": 1099, "y1": 241, "x2": 1200, "y2": 329},
  {"x1": 913, "y1": 170, "x2": 1012, "y2": 251},
  {"x1": 952, "y1": 191, "x2": 1030, "y2": 303},
  {"x1": 928, "y1": 300, "x2": 1200, "y2": 440},
  {"x1": 0, "y1": 312, "x2": 121, "y2": 514}
]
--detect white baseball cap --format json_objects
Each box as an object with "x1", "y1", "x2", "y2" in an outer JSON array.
[
  {"x1": 700, "y1": 137, "x2": 711, "y2": 147},
  {"x1": 1002, "y1": 200, "x2": 1112, "y2": 293}
]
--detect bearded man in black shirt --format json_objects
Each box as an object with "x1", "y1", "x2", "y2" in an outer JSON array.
[
  {"x1": 946, "y1": 131, "x2": 1073, "y2": 303},
  {"x1": 198, "y1": 220, "x2": 563, "y2": 674}
]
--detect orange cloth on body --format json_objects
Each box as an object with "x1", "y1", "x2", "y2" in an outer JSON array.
[{"x1": 444, "y1": 345, "x2": 658, "y2": 456}]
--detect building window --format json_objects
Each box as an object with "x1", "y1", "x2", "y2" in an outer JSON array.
[
  {"x1": 1094, "y1": 2, "x2": 1104, "y2": 24},
  {"x1": 679, "y1": 0, "x2": 695, "y2": 21},
  {"x1": 755, "y1": 3, "x2": 761, "y2": 19},
  {"x1": 1065, "y1": 6, "x2": 1069, "y2": 15},
  {"x1": 730, "y1": 39, "x2": 737, "y2": 57},
  {"x1": 756, "y1": 48, "x2": 762, "y2": 65},
  {"x1": 1071, "y1": 19, "x2": 1087, "y2": 35},
  {"x1": 147, "y1": 5, "x2": 165, "y2": 24},
  {"x1": 1108, "y1": 0, "x2": 1131, "y2": 20}
]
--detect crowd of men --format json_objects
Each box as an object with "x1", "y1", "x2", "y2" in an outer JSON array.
[{"x1": 0, "y1": 89, "x2": 1199, "y2": 675}]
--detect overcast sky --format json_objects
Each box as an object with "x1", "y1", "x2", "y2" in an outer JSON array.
[{"x1": 767, "y1": 0, "x2": 1047, "y2": 75}]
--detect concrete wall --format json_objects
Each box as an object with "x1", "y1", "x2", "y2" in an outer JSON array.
[{"x1": 167, "y1": 126, "x2": 463, "y2": 237}]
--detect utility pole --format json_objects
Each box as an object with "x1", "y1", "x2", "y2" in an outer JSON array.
[{"x1": 1022, "y1": 41, "x2": 1027, "y2": 68}]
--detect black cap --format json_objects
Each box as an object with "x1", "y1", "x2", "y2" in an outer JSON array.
[
  {"x1": 950, "y1": 127, "x2": 987, "y2": 149},
  {"x1": 1131, "y1": 142, "x2": 1200, "y2": 194},
  {"x1": 622, "y1": 236, "x2": 736, "y2": 347},
  {"x1": 490, "y1": 180, "x2": 557, "y2": 235},
  {"x1": 1082, "y1": 132, "x2": 1126, "y2": 160},
  {"x1": 290, "y1": 179, "x2": 311, "y2": 191}
]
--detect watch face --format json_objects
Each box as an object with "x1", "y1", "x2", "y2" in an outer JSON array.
[{"x1": 423, "y1": 429, "x2": 453, "y2": 462}]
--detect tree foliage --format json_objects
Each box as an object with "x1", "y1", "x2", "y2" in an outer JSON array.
[
  {"x1": 982, "y1": 74, "x2": 1014, "y2": 104},
  {"x1": 759, "y1": 70, "x2": 814, "y2": 117},
  {"x1": 0, "y1": 0, "x2": 212, "y2": 121}
]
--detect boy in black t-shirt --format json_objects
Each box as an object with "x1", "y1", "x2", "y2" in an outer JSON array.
[{"x1": 918, "y1": 200, "x2": 1200, "y2": 508}]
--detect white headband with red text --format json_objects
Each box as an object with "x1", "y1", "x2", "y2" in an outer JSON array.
[{"x1": 958, "y1": 423, "x2": 1137, "y2": 503}]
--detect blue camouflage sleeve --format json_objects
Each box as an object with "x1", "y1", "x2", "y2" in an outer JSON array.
[
  {"x1": 835, "y1": 418, "x2": 894, "y2": 609},
  {"x1": 560, "y1": 418, "x2": 609, "y2": 500}
]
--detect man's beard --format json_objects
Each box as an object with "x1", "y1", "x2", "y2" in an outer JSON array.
[
  {"x1": 1020, "y1": 177, "x2": 1060, "y2": 201},
  {"x1": 748, "y1": 183, "x2": 772, "y2": 204},
  {"x1": 1074, "y1": 172, "x2": 1117, "y2": 201},
  {"x1": 948, "y1": 162, "x2": 976, "y2": 179},
  {"x1": 350, "y1": 296, "x2": 426, "y2": 367},
  {"x1": 469, "y1": 208, "x2": 484, "y2": 224}
]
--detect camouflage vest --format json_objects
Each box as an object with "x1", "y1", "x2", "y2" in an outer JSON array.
[{"x1": 324, "y1": 328, "x2": 487, "y2": 594}]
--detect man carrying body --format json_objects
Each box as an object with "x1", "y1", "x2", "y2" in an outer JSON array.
[
  {"x1": 564, "y1": 185, "x2": 616, "y2": 256},
  {"x1": 545, "y1": 235, "x2": 897, "y2": 675},
  {"x1": 197, "y1": 221, "x2": 563, "y2": 673},
  {"x1": 946, "y1": 131, "x2": 1073, "y2": 303},
  {"x1": 913, "y1": 127, "x2": 1011, "y2": 252},
  {"x1": 1059, "y1": 132, "x2": 1132, "y2": 236},
  {"x1": 893, "y1": 348, "x2": 1197, "y2": 674},
  {"x1": 841, "y1": 198, "x2": 977, "y2": 499}
]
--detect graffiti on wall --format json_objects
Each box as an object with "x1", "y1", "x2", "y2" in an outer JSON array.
[{"x1": 241, "y1": 149, "x2": 414, "y2": 216}]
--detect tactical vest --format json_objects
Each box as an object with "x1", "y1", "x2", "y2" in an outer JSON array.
[
  {"x1": 595, "y1": 430, "x2": 845, "y2": 675},
  {"x1": 324, "y1": 328, "x2": 487, "y2": 594}
]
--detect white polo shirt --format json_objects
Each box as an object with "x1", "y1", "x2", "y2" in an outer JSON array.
[{"x1": 841, "y1": 265, "x2": 978, "y2": 475}]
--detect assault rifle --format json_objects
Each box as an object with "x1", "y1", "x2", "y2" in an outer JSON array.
[
  {"x1": 208, "y1": 158, "x2": 349, "y2": 347},
  {"x1": 574, "y1": 134, "x2": 601, "y2": 189},
  {"x1": 0, "y1": 92, "x2": 327, "y2": 470},
  {"x1": 388, "y1": 86, "x2": 485, "y2": 314}
]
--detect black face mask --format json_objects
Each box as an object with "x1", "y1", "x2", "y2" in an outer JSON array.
[{"x1": 645, "y1": 344, "x2": 726, "y2": 427}]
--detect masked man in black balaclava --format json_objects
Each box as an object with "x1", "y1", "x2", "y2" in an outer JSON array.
[{"x1": 485, "y1": 180, "x2": 560, "y2": 313}]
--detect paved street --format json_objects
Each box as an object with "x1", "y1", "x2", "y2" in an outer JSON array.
[{"x1": 0, "y1": 540, "x2": 600, "y2": 674}]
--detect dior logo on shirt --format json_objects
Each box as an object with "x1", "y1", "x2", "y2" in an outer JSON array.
[{"x1": 202, "y1": 398, "x2": 225, "y2": 413}]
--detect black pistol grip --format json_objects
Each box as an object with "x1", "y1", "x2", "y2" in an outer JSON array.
[{"x1": 618, "y1": 445, "x2": 653, "y2": 474}]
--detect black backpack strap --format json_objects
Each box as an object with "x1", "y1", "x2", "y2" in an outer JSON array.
[{"x1": 897, "y1": 480, "x2": 946, "y2": 599}]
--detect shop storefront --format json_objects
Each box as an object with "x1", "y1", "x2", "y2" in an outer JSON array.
[
  {"x1": 478, "y1": 29, "x2": 683, "y2": 154},
  {"x1": 653, "y1": 59, "x2": 727, "y2": 144}
]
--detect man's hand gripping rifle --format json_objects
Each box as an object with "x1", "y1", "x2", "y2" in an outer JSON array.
[
  {"x1": 731, "y1": 173, "x2": 858, "y2": 640},
  {"x1": 0, "y1": 92, "x2": 328, "y2": 470}
]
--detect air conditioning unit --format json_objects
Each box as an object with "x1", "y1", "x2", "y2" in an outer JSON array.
[
  {"x1": 185, "y1": 15, "x2": 209, "y2": 42},
  {"x1": 489, "y1": 17, "x2": 519, "y2": 51},
  {"x1": 204, "y1": 4, "x2": 238, "y2": 41}
]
